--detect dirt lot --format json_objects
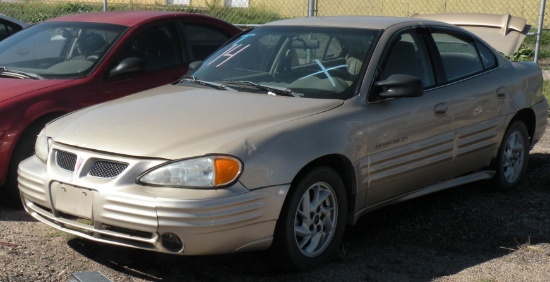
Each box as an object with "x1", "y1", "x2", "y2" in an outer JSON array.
[{"x1": 1, "y1": 120, "x2": 549, "y2": 282}]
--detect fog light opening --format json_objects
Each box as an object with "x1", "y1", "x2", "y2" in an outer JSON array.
[{"x1": 161, "y1": 233, "x2": 184, "y2": 252}]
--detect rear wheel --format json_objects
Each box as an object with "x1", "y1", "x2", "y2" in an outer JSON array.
[
  {"x1": 492, "y1": 121, "x2": 529, "y2": 190},
  {"x1": 271, "y1": 167, "x2": 347, "y2": 271}
]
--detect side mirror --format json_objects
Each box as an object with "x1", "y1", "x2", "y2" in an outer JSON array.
[
  {"x1": 375, "y1": 74, "x2": 423, "y2": 98},
  {"x1": 109, "y1": 57, "x2": 146, "y2": 78}
]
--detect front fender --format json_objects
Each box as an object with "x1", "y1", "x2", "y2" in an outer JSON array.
[{"x1": 219, "y1": 103, "x2": 362, "y2": 191}]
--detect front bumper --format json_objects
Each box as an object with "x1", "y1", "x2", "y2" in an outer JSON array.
[{"x1": 18, "y1": 143, "x2": 289, "y2": 255}]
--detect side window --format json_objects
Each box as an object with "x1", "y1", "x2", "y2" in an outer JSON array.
[
  {"x1": 432, "y1": 32, "x2": 484, "y2": 81},
  {"x1": 115, "y1": 24, "x2": 180, "y2": 72},
  {"x1": 476, "y1": 39, "x2": 497, "y2": 70},
  {"x1": 379, "y1": 31, "x2": 435, "y2": 88},
  {"x1": 0, "y1": 21, "x2": 21, "y2": 41},
  {"x1": 182, "y1": 24, "x2": 231, "y2": 61},
  {"x1": 0, "y1": 22, "x2": 10, "y2": 41}
]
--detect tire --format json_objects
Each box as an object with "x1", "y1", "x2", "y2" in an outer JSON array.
[
  {"x1": 5, "y1": 120, "x2": 48, "y2": 204},
  {"x1": 271, "y1": 167, "x2": 347, "y2": 271},
  {"x1": 491, "y1": 121, "x2": 530, "y2": 190}
]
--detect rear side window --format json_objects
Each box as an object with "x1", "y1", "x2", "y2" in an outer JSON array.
[
  {"x1": 432, "y1": 32, "x2": 486, "y2": 82},
  {"x1": 476, "y1": 39, "x2": 497, "y2": 69},
  {"x1": 0, "y1": 21, "x2": 21, "y2": 41}
]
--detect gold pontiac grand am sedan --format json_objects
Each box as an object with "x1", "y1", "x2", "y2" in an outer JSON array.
[{"x1": 18, "y1": 14, "x2": 548, "y2": 270}]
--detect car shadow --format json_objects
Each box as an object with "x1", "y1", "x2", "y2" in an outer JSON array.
[
  {"x1": 61, "y1": 152, "x2": 550, "y2": 281},
  {"x1": 0, "y1": 199, "x2": 34, "y2": 222},
  {"x1": 67, "y1": 239, "x2": 283, "y2": 281}
]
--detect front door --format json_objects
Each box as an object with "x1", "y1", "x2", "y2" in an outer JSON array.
[
  {"x1": 97, "y1": 23, "x2": 186, "y2": 102},
  {"x1": 362, "y1": 29, "x2": 454, "y2": 206}
]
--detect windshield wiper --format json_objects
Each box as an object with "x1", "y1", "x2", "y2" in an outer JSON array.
[
  {"x1": 222, "y1": 80, "x2": 300, "y2": 97},
  {"x1": 180, "y1": 76, "x2": 235, "y2": 91},
  {"x1": 0, "y1": 66, "x2": 43, "y2": 80}
]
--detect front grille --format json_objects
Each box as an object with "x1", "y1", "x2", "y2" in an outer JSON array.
[
  {"x1": 56, "y1": 150, "x2": 77, "y2": 171},
  {"x1": 101, "y1": 224, "x2": 154, "y2": 239},
  {"x1": 27, "y1": 200, "x2": 156, "y2": 250},
  {"x1": 89, "y1": 160, "x2": 128, "y2": 178}
]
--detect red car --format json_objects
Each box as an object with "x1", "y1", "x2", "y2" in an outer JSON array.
[{"x1": 0, "y1": 11, "x2": 241, "y2": 202}]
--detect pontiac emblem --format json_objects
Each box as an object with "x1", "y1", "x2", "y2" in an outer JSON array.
[{"x1": 74, "y1": 156, "x2": 85, "y2": 175}]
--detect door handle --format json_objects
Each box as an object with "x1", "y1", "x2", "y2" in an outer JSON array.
[{"x1": 434, "y1": 103, "x2": 448, "y2": 117}]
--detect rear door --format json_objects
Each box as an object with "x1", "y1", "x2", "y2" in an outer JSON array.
[{"x1": 428, "y1": 27, "x2": 505, "y2": 174}]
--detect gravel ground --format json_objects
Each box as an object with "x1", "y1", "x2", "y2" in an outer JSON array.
[{"x1": 1, "y1": 119, "x2": 549, "y2": 282}]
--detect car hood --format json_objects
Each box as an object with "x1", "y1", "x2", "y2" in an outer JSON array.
[
  {"x1": 48, "y1": 84, "x2": 343, "y2": 159},
  {"x1": 0, "y1": 78, "x2": 69, "y2": 103}
]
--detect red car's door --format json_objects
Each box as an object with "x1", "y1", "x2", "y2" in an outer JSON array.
[
  {"x1": 97, "y1": 23, "x2": 187, "y2": 102},
  {"x1": 97, "y1": 21, "x2": 235, "y2": 102}
]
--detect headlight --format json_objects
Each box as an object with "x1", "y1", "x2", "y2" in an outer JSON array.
[
  {"x1": 138, "y1": 155, "x2": 242, "y2": 188},
  {"x1": 35, "y1": 128, "x2": 50, "y2": 163}
]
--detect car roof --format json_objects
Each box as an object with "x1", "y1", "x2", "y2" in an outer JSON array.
[
  {"x1": 263, "y1": 16, "x2": 433, "y2": 30},
  {"x1": 44, "y1": 11, "x2": 217, "y2": 27}
]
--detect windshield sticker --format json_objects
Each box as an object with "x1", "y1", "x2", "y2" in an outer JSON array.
[
  {"x1": 299, "y1": 59, "x2": 347, "y2": 86},
  {"x1": 207, "y1": 44, "x2": 251, "y2": 68}
]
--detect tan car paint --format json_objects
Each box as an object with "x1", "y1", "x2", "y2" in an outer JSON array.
[{"x1": 17, "y1": 15, "x2": 548, "y2": 259}]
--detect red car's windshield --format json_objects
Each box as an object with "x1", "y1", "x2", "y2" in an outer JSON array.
[{"x1": 0, "y1": 21, "x2": 126, "y2": 79}]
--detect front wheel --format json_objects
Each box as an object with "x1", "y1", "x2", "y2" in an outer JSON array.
[
  {"x1": 5, "y1": 116, "x2": 56, "y2": 205},
  {"x1": 5, "y1": 123, "x2": 43, "y2": 203},
  {"x1": 271, "y1": 167, "x2": 347, "y2": 271},
  {"x1": 492, "y1": 121, "x2": 530, "y2": 189}
]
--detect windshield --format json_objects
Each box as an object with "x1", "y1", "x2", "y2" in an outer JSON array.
[
  {"x1": 187, "y1": 26, "x2": 379, "y2": 99},
  {"x1": 0, "y1": 21, "x2": 126, "y2": 79}
]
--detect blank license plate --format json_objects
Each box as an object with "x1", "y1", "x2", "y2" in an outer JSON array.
[{"x1": 51, "y1": 183, "x2": 94, "y2": 218}]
